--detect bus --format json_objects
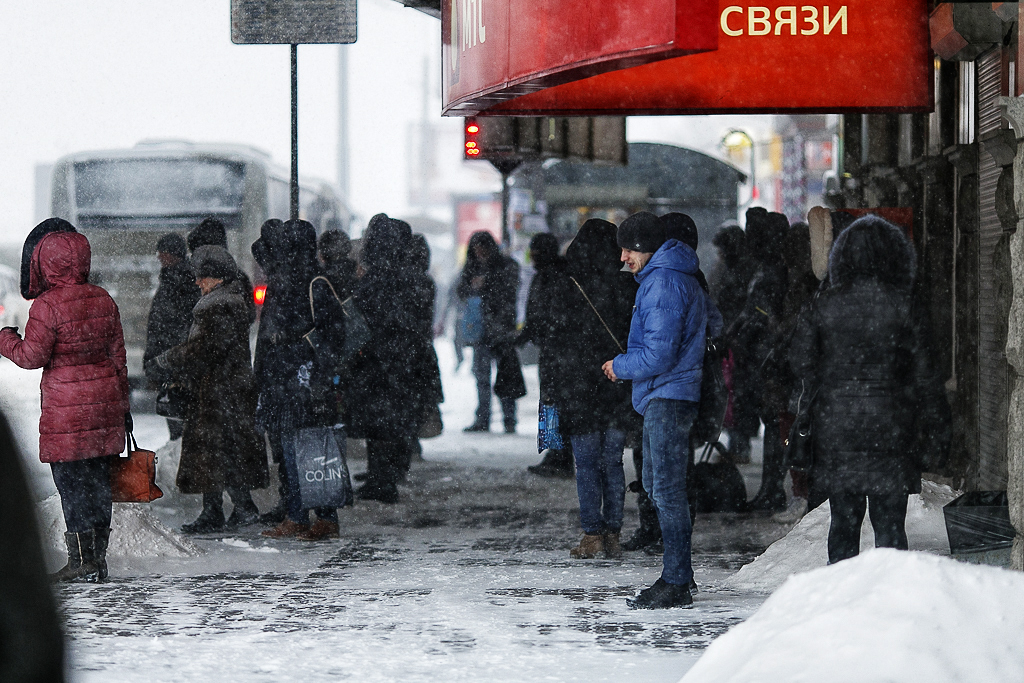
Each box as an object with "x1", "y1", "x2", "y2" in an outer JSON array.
[{"x1": 49, "y1": 140, "x2": 350, "y2": 385}]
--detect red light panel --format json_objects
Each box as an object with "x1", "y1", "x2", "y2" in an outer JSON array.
[{"x1": 254, "y1": 285, "x2": 267, "y2": 305}]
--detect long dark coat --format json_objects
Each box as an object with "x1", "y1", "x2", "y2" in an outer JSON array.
[
  {"x1": 789, "y1": 216, "x2": 951, "y2": 500},
  {"x1": 547, "y1": 220, "x2": 636, "y2": 436},
  {"x1": 518, "y1": 235, "x2": 567, "y2": 403},
  {"x1": 144, "y1": 259, "x2": 200, "y2": 376},
  {"x1": 161, "y1": 278, "x2": 269, "y2": 494},
  {"x1": 346, "y1": 216, "x2": 421, "y2": 441},
  {"x1": 407, "y1": 236, "x2": 444, "y2": 423}
]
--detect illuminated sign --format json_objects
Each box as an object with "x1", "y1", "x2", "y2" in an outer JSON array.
[{"x1": 450, "y1": 0, "x2": 931, "y2": 116}]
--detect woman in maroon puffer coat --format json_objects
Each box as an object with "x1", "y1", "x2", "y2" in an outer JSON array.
[{"x1": 0, "y1": 226, "x2": 130, "y2": 583}]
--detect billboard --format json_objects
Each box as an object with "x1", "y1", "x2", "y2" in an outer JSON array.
[
  {"x1": 442, "y1": 0, "x2": 719, "y2": 115},
  {"x1": 449, "y1": 0, "x2": 933, "y2": 116}
]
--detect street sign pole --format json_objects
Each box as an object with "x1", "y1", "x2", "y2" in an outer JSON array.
[{"x1": 291, "y1": 44, "x2": 299, "y2": 221}]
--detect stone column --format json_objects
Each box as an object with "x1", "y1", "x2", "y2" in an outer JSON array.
[{"x1": 996, "y1": 96, "x2": 1024, "y2": 571}]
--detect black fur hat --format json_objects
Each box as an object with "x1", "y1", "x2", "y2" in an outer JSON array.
[
  {"x1": 156, "y1": 233, "x2": 188, "y2": 259},
  {"x1": 617, "y1": 212, "x2": 666, "y2": 253}
]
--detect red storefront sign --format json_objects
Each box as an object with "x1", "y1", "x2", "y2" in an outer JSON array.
[
  {"x1": 442, "y1": 0, "x2": 720, "y2": 115},
  {"x1": 448, "y1": 0, "x2": 932, "y2": 116}
]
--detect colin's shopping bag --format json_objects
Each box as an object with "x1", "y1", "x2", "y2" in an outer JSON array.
[{"x1": 293, "y1": 427, "x2": 352, "y2": 509}]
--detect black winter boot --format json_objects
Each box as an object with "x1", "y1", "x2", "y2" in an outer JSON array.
[
  {"x1": 182, "y1": 492, "x2": 225, "y2": 534},
  {"x1": 527, "y1": 449, "x2": 574, "y2": 478},
  {"x1": 626, "y1": 578, "x2": 693, "y2": 609},
  {"x1": 622, "y1": 485, "x2": 663, "y2": 551},
  {"x1": 94, "y1": 527, "x2": 111, "y2": 581},
  {"x1": 225, "y1": 489, "x2": 260, "y2": 528},
  {"x1": 51, "y1": 530, "x2": 99, "y2": 583}
]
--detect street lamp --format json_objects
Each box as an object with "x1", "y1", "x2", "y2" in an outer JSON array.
[{"x1": 721, "y1": 129, "x2": 758, "y2": 205}]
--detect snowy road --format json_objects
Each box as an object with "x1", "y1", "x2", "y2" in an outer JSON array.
[{"x1": 2, "y1": 345, "x2": 787, "y2": 682}]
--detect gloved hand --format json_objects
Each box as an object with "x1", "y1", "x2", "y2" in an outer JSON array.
[{"x1": 124, "y1": 412, "x2": 133, "y2": 434}]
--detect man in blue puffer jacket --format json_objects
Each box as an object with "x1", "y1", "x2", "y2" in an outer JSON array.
[{"x1": 602, "y1": 211, "x2": 710, "y2": 609}]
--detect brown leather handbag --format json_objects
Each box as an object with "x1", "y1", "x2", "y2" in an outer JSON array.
[{"x1": 110, "y1": 433, "x2": 163, "y2": 503}]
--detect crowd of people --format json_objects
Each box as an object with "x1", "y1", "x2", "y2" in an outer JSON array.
[{"x1": 1, "y1": 204, "x2": 950, "y2": 611}]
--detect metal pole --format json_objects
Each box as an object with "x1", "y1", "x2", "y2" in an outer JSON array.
[
  {"x1": 337, "y1": 45, "x2": 350, "y2": 205},
  {"x1": 290, "y1": 43, "x2": 299, "y2": 221},
  {"x1": 500, "y1": 170, "x2": 511, "y2": 249}
]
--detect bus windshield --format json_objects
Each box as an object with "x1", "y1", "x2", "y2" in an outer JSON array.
[{"x1": 73, "y1": 158, "x2": 245, "y2": 215}]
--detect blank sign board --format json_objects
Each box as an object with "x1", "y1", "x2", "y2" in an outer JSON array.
[{"x1": 231, "y1": 0, "x2": 357, "y2": 44}]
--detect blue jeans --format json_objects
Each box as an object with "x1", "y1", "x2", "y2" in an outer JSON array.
[
  {"x1": 642, "y1": 399, "x2": 698, "y2": 586},
  {"x1": 472, "y1": 344, "x2": 517, "y2": 427},
  {"x1": 571, "y1": 430, "x2": 626, "y2": 535}
]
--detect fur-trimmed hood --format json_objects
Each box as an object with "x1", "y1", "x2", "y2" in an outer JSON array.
[{"x1": 827, "y1": 214, "x2": 916, "y2": 290}]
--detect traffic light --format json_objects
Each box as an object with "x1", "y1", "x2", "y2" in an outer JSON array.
[{"x1": 464, "y1": 118, "x2": 482, "y2": 158}]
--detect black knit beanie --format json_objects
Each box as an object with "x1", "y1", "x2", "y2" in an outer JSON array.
[
  {"x1": 192, "y1": 245, "x2": 237, "y2": 281},
  {"x1": 616, "y1": 212, "x2": 666, "y2": 253}
]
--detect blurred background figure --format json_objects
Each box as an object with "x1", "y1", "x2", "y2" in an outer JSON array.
[
  {"x1": 0, "y1": 411, "x2": 65, "y2": 682},
  {"x1": 518, "y1": 232, "x2": 574, "y2": 478},
  {"x1": 709, "y1": 222, "x2": 755, "y2": 464},
  {"x1": 144, "y1": 233, "x2": 200, "y2": 441},
  {"x1": 405, "y1": 233, "x2": 445, "y2": 469},
  {"x1": 346, "y1": 215, "x2": 421, "y2": 504},
  {"x1": 727, "y1": 209, "x2": 790, "y2": 512},
  {"x1": 458, "y1": 231, "x2": 521, "y2": 434}
]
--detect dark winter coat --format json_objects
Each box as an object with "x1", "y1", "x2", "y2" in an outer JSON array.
[
  {"x1": 408, "y1": 234, "x2": 444, "y2": 421},
  {"x1": 158, "y1": 260, "x2": 269, "y2": 494},
  {"x1": 612, "y1": 239, "x2": 710, "y2": 415},
  {"x1": 345, "y1": 216, "x2": 421, "y2": 440},
  {"x1": 252, "y1": 220, "x2": 346, "y2": 433},
  {"x1": 518, "y1": 233, "x2": 568, "y2": 403},
  {"x1": 789, "y1": 216, "x2": 951, "y2": 499},
  {"x1": 143, "y1": 259, "x2": 201, "y2": 378},
  {"x1": 0, "y1": 232, "x2": 129, "y2": 463},
  {"x1": 548, "y1": 220, "x2": 635, "y2": 435},
  {"x1": 709, "y1": 224, "x2": 751, "y2": 330},
  {"x1": 457, "y1": 232, "x2": 519, "y2": 350}
]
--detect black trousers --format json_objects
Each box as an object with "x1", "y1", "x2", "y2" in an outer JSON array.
[
  {"x1": 366, "y1": 439, "x2": 407, "y2": 491},
  {"x1": 828, "y1": 491, "x2": 909, "y2": 564},
  {"x1": 51, "y1": 456, "x2": 113, "y2": 533}
]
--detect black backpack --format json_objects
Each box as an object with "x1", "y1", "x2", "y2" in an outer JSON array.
[{"x1": 688, "y1": 442, "x2": 748, "y2": 514}]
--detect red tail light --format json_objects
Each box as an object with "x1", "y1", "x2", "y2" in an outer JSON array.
[{"x1": 254, "y1": 285, "x2": 267, "y2": 305}]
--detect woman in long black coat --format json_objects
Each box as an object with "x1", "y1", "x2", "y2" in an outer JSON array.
[
  {"x1": 154, "y1": 246, "x2": 269, "y2": 533},
  {"x1": 547, "y1": 219, "x2": 636, "y2": 559},
  {"x1": 789, "y1": 215, "x2": 950, "y2": 563},
  {"x1": 346, "y1": 215, "x2": 421, "y2": 503}
]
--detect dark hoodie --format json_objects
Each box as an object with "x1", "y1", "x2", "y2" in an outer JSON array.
[
  {"x1": 789, "y1": 215, "x2": 950, "y2": 499},
  {"x1": 252, "y1": 219, "x2": 344, "y2": 430},
  {"x1": 518, "y1": 233, "x2": 567, "y2": 401},
  {"x1": 548, "y1": 219, "x2": 636, "y2": 434}
]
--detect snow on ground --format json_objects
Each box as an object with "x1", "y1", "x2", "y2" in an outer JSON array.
[
  {"x1": 725, "y1": 481, "x2": 958, "y2": 593},
  {"x1": 681, "y1": 549, "x2": 1024, "y2": 683}
]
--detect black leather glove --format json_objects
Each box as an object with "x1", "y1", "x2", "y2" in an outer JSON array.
[{"x1": 124, "y1": 412, "x2": 133, "y2": 434}]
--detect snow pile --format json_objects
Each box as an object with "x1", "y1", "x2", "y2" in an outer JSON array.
[
  {"x1": 682, "y1": 550, "x2": 1024, "y2": 683},
  {"x1": 726, "y1": 481, "x2": 956, "y2": 592},
  {"x1": 37, "y1": 494, "x2": 200, "y2": 559}
]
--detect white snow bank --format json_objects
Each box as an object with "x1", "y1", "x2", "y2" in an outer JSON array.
[
  {"x1": 37, "y1": 494, "x2": 200, "y2": 560},
  {"x1": 682, "y1": 549, "x2": 1024, "y2": 683},
  {"x1": 726, "y1": 481, "x2": 957, "y2": 593}
]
